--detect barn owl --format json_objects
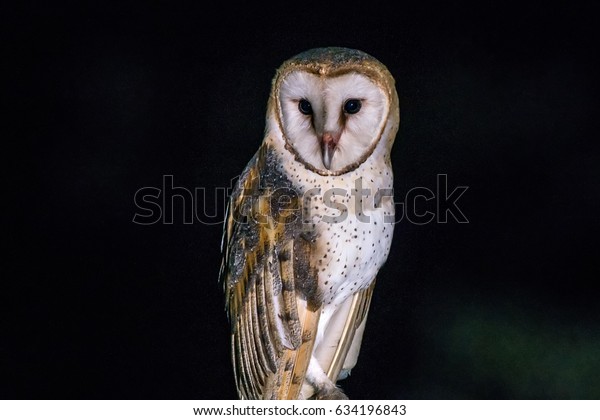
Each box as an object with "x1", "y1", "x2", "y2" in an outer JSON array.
[{"x1": 220, "y1": 47, "x2": 399, "y2": 399}]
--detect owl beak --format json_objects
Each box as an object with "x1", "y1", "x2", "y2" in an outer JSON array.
[{"x1": 321, "y1": 132, "x2": 339, "y2": 170}]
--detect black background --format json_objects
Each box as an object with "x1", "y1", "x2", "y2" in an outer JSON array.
[{"x1": 3, "y1": 3, "x2": 599, "y2": 399}]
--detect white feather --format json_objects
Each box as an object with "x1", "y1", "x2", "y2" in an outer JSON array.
[{"x1": 278, "y1": 71, "x2": 389, "y2": 172}]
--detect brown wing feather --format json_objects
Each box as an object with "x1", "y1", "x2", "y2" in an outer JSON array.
[
  {"x1": 325, "y1": 281, "x2": 376, "y2": 382},
  {"x1": 221, "y1": 143, "x2": 321, "y2": 399}
]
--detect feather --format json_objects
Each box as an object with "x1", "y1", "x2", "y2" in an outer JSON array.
[
  {"x1": 326, "y1": 281, "x2": 375, "y2": 382},
  {"x1": 221, "y1": 143, "x2": 321, "y2": 399}
]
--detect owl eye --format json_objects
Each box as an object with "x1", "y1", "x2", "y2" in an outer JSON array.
[
  {"x1": 298, "y1": 99, "x2": 313, "y2": 115},
  {"x1": 343, "y1": 99, "x2": 362, "y2": 114}
]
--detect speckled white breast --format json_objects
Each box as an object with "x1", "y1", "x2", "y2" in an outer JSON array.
[{"x1": 265, "y1": 135, "x2": 395, "y2": 309}]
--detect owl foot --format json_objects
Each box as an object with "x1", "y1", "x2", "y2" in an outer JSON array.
[{"x1": 313, "y1": 385, "x2": 349, "y2": 400}]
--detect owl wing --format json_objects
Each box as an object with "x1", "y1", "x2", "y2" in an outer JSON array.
[
  {"x1": 220, "y1": 144, "x2": 322, "y2": 400},
  {"x1": 324, "y1": 280, "x2": 375, "y2": 383}
]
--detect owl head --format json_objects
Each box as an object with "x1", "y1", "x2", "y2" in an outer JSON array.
[{"x1": 267, "y1": 47, "x2": 399, "y2": 176}]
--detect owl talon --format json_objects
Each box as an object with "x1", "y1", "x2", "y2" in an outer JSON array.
[{"x1": 314, "y1": 386, "x2": 349, "y2": 400}]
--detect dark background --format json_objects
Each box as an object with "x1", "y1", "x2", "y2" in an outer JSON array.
[{"x1": 3, "y1": 3, "x2": 599, "y2": 399}]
